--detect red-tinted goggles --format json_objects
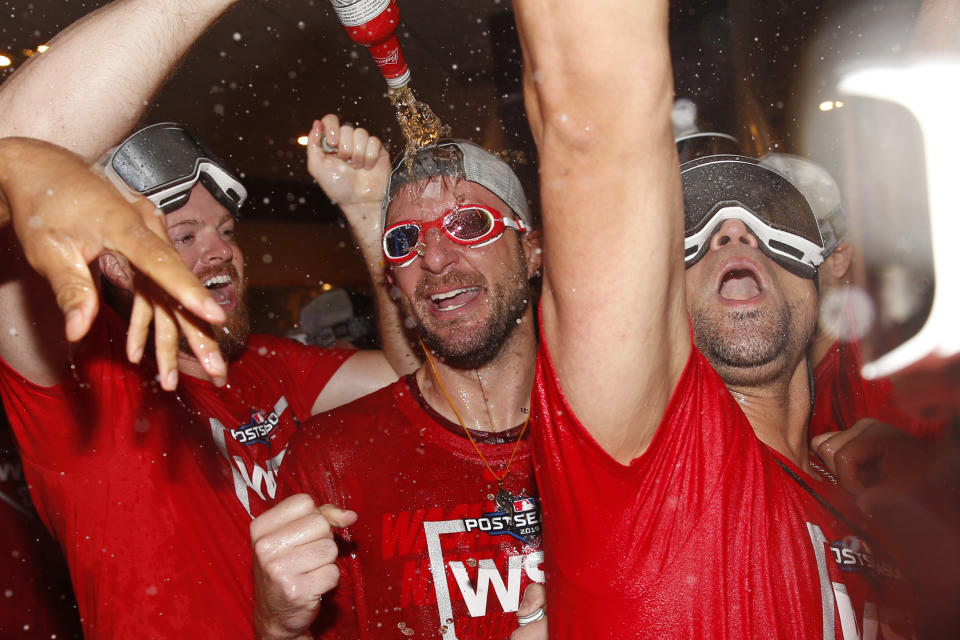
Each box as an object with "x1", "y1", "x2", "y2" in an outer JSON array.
[{"x1": 382, "y1": 204, "x2": 527, "y2": 267}]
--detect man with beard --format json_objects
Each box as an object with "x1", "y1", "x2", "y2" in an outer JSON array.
[
  {"x1": 513, "y1": 0, "x2": 917, "y2": 637},
  {"x1": 0, "y1": 2, "x2": 412, "y2": 638},
  {"x1": 250, "y1": 137, "x2": 545, "y2": 640}
]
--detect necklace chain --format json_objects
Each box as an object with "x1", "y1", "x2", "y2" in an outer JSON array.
[
  {"x1": 807, "y1": 455, "x2": 838, "y2": 485},
  {"x1": 420, "y1": 341, "x2": 531, "y2": 484}
]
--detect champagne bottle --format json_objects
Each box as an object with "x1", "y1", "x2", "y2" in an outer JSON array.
[{"x1": 329, "y1": 0, "x2": 411, "y2": 88}]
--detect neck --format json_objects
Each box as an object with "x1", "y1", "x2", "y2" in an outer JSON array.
[
  {"x1": 726, "y1": 357, "x2": 813, "y2": 469},
  {"x1": 417, "y1": 310, "x2": 537, "y2": 433}
]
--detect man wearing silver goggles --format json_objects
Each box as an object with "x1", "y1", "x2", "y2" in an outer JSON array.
[{"x1": 0, "y1": 2, "x2": 414, "y2": 638}]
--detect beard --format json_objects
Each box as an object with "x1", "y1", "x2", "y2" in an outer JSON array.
[
  {"x1": 180, "y1": 265, "x2": 251, "y2": 362},
  {"x1": 690, "y1": 298, "x2": 814, "y2": 387},
  {"x1": 404, "y1": 250, "x2": 531, "y2": 370}
]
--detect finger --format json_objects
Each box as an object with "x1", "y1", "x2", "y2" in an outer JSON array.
[
  {"x1": 26, "y1": 239, "x2": 100, "y2": 343},
  {"x1": 263, "y1": 538, "x2": 340, "y2": 577},
  {"x1": 255, "y1": 511, "x2": 337, "y2": 563},
  {"x1": 172, "y1": 305, "x2": 226, "y2": 385},
  {"x1": 152, "y1": 299, "x2": 179, "y2": 391},
  {"x1": 110, "y1": 203, "x2": 225, "y2": 325},
  {"x1": 336, "y1": 124, "x2": 356, "y2": 162},
  {"x1": 350, "y1": 128, "x2": 370, "y2": 166},
  {"x1": 510, "y1": 617, "x2": 547, "y2": 640},
  {"x1": 252, "y1": 494, "x2": 322, "y2": 541},
  {"x1": 364, "y1": 135, "x2": 386, "y2": 170},
  {"x1": 318, "y1": 114, "x2": 342, "y2": 152},
  {"x1": 810, "y1": 430, "x2": 842, "y2": 452},
  {"x1": 126, "y1": 289, "x2": 154, "y2": 363},
  {"x1": 812, "y1": 430, "x2": 858, "y2": 475},
  {"x1": 517, "y1": 583, "x2": 546, "y2": 616},
  {"x1": 318, "y1": 503, "x2": 359, "y2": 528}
]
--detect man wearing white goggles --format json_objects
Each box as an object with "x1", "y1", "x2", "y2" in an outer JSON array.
[{"x1": 681, "y1": 154, "x2": 825, "y2": 279}]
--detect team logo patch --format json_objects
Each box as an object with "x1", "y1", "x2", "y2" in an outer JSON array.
[
  {"x1": 229, "y1": 408, "x2": 281, "y2": 446},
  {"x1": 830, "y1": 536, "x2": 904, "y2": 581},
  {"x1": 462, "y1": 489, "x2": 542, "y2": 545}
]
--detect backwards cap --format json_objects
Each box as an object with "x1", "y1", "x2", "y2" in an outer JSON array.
[
  {"x1": 759, "y1": 153, "x2": 846, "y2": 256},
  {"x1": 381, "y1": 139, "x2": 531, "y2": 230}
]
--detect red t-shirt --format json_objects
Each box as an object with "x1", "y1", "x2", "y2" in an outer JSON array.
[
  {"x1": 810, "y1": 339, "x2": 945, "y2": 440},
  {"x1": 0, "y1": 308, "x2": 352, "y2": 639},
  {"x1": 531, "y1": 337, "x2": 916, "y2": 639},
  {"x1": 0, "y1": 421, "x2": 82, "y2": 639},
  {"x1": 280, "y1": 375, "x2": 543, "y2": 640}
]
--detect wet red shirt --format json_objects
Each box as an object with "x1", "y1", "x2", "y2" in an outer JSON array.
[
  {"x1": 531, "y1": 337, "x2": 916, "y2": 639},
  {"x1": 0, "y1": 308, "x2": 352, "y2": 639},
  {"x1": 0, "y1": 421, "x2": 82, "y2": 639},
  {"x1": 810, "y1": 339, "x2": 945, "y2": 440},
  {"x1": 280, "y1": 375, "x2": 542, "y2": 640}
]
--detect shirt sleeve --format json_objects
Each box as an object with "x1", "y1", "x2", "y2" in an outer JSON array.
[{"x1": 252, "y1": 336, "x2": 357, "y2": 418}]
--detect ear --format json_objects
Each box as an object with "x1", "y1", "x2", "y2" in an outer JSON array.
[
  {"x1": 824, "y1": 241, "x2": 853, "y2": 280},
  {"x1": 522, "y1": 229, "x2": 543, "y2": 280},
  {"x1": 98, "y1": 251, "x2": 135, "y2": 291}
]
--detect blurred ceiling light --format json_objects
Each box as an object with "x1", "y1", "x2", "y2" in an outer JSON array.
[
  {"x1": 819, "y1": 100, "x2": 836, "y2": 112},
  {"x1": 36, "y1": 44, "x2": 49, "y2": 53},
  {"x1": 321, "y1": 283, "x2": 334, "y2": 292},
  {"x1": 297, "y1": 135, "x2": 309, "y2": 146},
  {"x1": 0, "y1": 55, "x2": 11, "y2": 67}
]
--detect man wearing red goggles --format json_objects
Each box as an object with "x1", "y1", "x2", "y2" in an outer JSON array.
[
  {"x1": 252, "y1": 137, "x2": 547, "y2": 639},
  {"x1": 382, "y1": 203, "x2": 528, "y2": 267}
]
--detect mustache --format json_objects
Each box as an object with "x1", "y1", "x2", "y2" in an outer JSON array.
[
  {"x1": 414, "y1": 271, "x2": 484, "y2": 299},
  {"x1": 195, "y1": 263, "x2": 241, "y2": 284}
]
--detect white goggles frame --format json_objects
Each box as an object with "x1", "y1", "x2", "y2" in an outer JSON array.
[
  {"x1": 684, "y1": 205, "x2": 824, "y2": 272},
  {"x1": 104, "y1": 158, "x2": 247, "y2": 213}
]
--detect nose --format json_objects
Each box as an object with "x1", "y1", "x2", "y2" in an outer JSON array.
[
  {"x1": 199, "y1": 229, "x2": 234, "y2": 266},
  {"x1": 418, "y1": 227, "x2": 459, "y2": 273},
  {"x1": 709, "y1": 218, "x2": 759, "y2": 252}
]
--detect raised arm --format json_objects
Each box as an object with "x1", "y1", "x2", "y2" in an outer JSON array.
[
  {"x1": 515, "y1": 0, "x2": 689, "y2": 463},
  {"x1": 305, "y1": 115, "x2": 419, "y2": 414},
  {"x1": 0, "y1": 0, "x2": 238, "y2": 157},
  {"x1": 0, "y1": 0, "x2": 239, "y2": 388}
]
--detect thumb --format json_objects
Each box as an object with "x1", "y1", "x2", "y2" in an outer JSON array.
[{"x1": 318, "y1": 504, "x2": 358, "y2": 529}]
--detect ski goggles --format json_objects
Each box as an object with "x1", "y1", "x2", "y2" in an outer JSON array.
[
  {"x1": 105, "y1": 123, "x2": 247, "y2": 215},
  {"x1": 681, "y1": 155, "x2": 824, "y2": 279},
  {"x1": 382, "y1": 204, "x2": 527, "y2": 267}
]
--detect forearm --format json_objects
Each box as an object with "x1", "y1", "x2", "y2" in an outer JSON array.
[
  {"x1": 0, "y1": 0, "x2": 238, "y2": 161},
  {"x1": 514, "y1": 0, "x2": 688, "y2": 462}
]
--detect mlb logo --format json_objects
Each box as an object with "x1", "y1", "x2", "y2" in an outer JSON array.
[{"x1": 513, "y1": 498, "x2": 535, "y2": 513}]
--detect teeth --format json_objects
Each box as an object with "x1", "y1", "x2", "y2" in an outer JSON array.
[
  {"x1": 430, "y1": 287, "x2": 478, "y2": 302},
  {"x1": 203, "y1": 274, "x2": 232, "y2": 288}
]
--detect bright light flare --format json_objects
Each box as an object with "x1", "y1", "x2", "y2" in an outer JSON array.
[
  {"x1": 296, "y1": 135, "x2": 309, "y2": 146},
  {"x1": 36, "y1": 44, "x2": 49, "y2": 53},
  {"x1": 0, "y1": 55, "x2": 11, "y2": 67},
  {"x1": 819, "y1": 100, "x2": 835, "y2": 111},
  {"x1": 839, "y1": 59, "x2": 960, "y2": 378}
]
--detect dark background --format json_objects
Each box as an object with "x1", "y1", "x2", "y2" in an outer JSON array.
[{"x1": 0, "y1": 0, "x2": 923, "y2": 334}]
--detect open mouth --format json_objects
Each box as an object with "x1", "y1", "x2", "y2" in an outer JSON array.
[
  {"x1": 202, "y1": 273, "x2": 235, "y2": 306},
  {"x1": 429, "y1": 286, "x2": 481, "y2": 311},
  {"x1": 718, "y1": 267, "x2": 762, "y2": 301}
]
